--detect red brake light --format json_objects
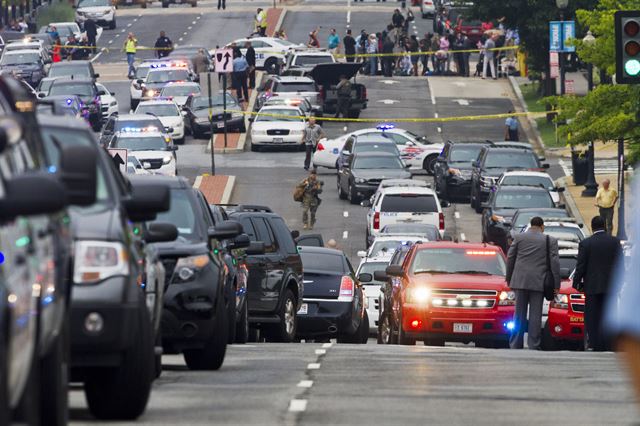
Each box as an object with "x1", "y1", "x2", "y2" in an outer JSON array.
[
  {"x1": 439, "y1": 212, "x2": 445, "y2": 230},
  {"x1": 362, "y1": 86, "x2": 367, "y2": 100},
  {"x1": 373, "y1": 212, "x2": 380, "y2": 230},
  {"x1": 317, "y1": 142, "x2": 325, "y2": 151},
  {"x1": 339, "y1": 276, "x2": 354, "y2": 298}
]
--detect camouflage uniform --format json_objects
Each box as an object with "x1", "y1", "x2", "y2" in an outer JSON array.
[{"x1": 299, "y1": 177, "x2": 323, "y2": 229}]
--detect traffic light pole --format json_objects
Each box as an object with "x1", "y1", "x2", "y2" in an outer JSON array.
[{"x1": 617, "y1": 137, "x2": 627, "y2": 240}]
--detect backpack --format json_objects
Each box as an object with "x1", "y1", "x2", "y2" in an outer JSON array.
[{"x1": 293, "y1": 182, "x2": 306, "y2": 202}]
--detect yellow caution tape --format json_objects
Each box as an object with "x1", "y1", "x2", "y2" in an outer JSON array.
[
  {"x1": 53, "y1": 44, "x2": 174, "y2": 51},
  {"x1": 225, "y1": 109, "x2": 556, "y2": 123}
]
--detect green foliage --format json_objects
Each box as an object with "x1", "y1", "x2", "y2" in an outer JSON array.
[{"x1": 36, "y1": 1, "x2": 75, "y2": 28}]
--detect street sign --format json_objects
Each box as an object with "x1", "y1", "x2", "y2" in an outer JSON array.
[
  {"x1": 550, "y1": 52, "x2": 559, "y2": 78},
  {"x1": 565, "y1": 79, "x2": 575, "y2": 94},
  {"x1": 214, "y1": 48, "x2": 233, "y2": 73},
  {"x1": 549, "y1": 21, "x2": 575, "y2": 52},
  {"x1": 108, "y1": 148, "x2": 128, "y2": 174}
]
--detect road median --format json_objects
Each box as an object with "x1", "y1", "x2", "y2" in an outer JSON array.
[{"x1": 193, "y1": 174, "x2": 236, "y2": 204}]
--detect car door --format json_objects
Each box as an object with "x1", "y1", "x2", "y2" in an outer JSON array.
[
  {"x1": 295, "y1": 234, "x2": 324, "y2": 247},
  {"x1": 251, "y1": 217, "x2": 282, "y2": 313},
  {"x1": 433, "y1": 144, "x2": 450, "y2": 191},
  {"x1": 338, "y1": 136, "x2": 354, "y2": 169},
  {"x1": 237, "y1": 216, "x2": 269, "y2": 312},
  {"x1": 99, "y1": 117, "x2": 115, "y2": 147}
]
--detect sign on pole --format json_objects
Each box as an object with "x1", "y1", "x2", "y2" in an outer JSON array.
[
  {"x1": 108, "y1": 148, "x2": 128, "y2": 174},
  {"x1": 565, "y1": 79, "x2": 575, "y2": 94},
  {"x1": 563, "y1": 21, "x2": 576, "y2": 52},
  {"x1": 549, "y1": 52, "x2": 559, "y2": 78},
  {"x1": 214, "y1": 48, "x2": 234, "y2": 73},
  {"x1": 549, "y1": 20, "x2": 576, "y2": 52}
]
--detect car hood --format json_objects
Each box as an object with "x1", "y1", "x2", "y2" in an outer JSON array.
[
  {"x1": 1, "y1": 64, "x2": 41, "y2": 72},
  {"x1": 352, "y1": 169, "x2": 411, "y2": 180},
  {"x1": 69, "y1": 204, "x2": 122, "y2": 241},
  {"x1": 410, "y1": 274, "x2": 508, "y2": 292},
  {"x1": 77, "y1": 6, "x2": 112, "y2": 13},
  {"x1": 309, "y1": 62, "x2": 362, "y2": 85},
  {"x1": 157, "y1": 115, "x2": 183, "y2": 127},
  {"x1": 130, "y1": 150, "x2": 172, "y2": 161},
  {"x1": 251, "y1": 121, "x2": 305, "y2": 131},
  {"x1": 192, "y1": 107, "x2": 225, "y2": 118}
]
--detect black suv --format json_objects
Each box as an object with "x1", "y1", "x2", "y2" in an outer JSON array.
[
  {"x1": 46, "y1": 77, "x2": 104, "y2": 130},
  {"x1": 470, "y1": 145, "x2": 548, "y2": 213},
  {"x1": 434, "y1": 140, "x2": 492, "y2": 201},
  {"x1": 227, "y1": 205, "x2": 304, "y2": 342},
  {"x1": 149, "y1": 177, "x2": 244, "y2": 370},
  {"x1": 47, "y1": 60, "x2": 100, "y2": 80}
]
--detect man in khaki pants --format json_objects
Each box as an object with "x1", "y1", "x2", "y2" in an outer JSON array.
[{"x1": 595, "y1": 178, "x2": 618, "y2": 234}]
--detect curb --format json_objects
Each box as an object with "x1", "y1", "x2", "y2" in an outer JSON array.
[
  {"x1": 508, "y1": 76, "x2": 546, "y2": 152},
  {"x1": 193, "y1": 174, "x2": 236, "y2": 204},
  {"x1": 556, "y1": 176, "x2": 586, "y2": 227}
]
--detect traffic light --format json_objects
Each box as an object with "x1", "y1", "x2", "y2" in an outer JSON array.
[{"x1": 615, "y1": 10, "x2": 640, "y2": 84}]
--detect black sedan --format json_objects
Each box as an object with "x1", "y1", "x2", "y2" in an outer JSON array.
[
  {"x1": 183, "y1": 93, "x2": 246, "y2": 138},
  {"x1": 297, "y1": 246, "x2": 369, "y2": 343},
  {"x1": 481, "y1": 185, "x2": 556, "y2": 251},
  {"x1": 47, "y1": 77, "x2": 103, "y2": 130}
]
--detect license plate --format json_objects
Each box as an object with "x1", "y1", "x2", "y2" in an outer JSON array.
[
  {"x1": 216, "y1": 122, "x2": 225, "y2": 128},
  {"x1": 453, "y1": 323, "x2": 472, "y2": 333},
  {"x1": 297, "y1": 303, "x2": 308, "y2": 315},
  {"x1": 273, "y1": 137, "x2": 283, "y2": 143},
  {"x1": 570, "y1": 316, "x2": 584, "y2": 323}
]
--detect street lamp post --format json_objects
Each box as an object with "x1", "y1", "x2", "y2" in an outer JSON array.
[
  {"x1": 556, "y1": 0, "x2": 569, "y2": 95},
  {"x1": 617, "y1": 137, "x2": 627, "y2": 240},
  {"x1": 582, "y1": 30, "x2": 598, "y2": 197}
]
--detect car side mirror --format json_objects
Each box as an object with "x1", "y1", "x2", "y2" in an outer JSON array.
[
  {"x1": 136, "y1": 79, "x2": 143, "y2": 84},
  {"x1": 357, "y1": 250, "x2": 367, "y2": 258},
  {"x1": 542, "y1": 163, "x2": 550, "y2": 169},
  {"x1": 124, "y1": 181, "x2": 171, "y2": 222},
  {"x1": 555, "y1": 186, "x2": 565, "y2": 193},
  {"x1": 97, "y1": 90, "x2": 106, "y2": 96},
  {"x1": 110, "y1": 91, "x2": 115, "y2": 96},
  {"x1": 208, "y1": 220, "x2": 243, "y2": 240},
  {"x1": 360, "y1": 199, "x2": 371, "y2": 207},
  {"x1": 144, "y1": 222, "x2": 178, "y2": 243},
  {"x1": 557, "y1": 203, "x2": 566, "y2": 209},
  {"x1": 0, "y1": 172, "x2": 66, "y2": 222},
  {"x1": 165, "y1": 126, "x2": 174, "y2": 133},
  {"x1": 94, "y1": 73, "x2": 100, "y2": 78},
  {"x1": 58, "y1": 145, "x2": 97, "y2": 206},
  {"x1": 248, "y1": 117, "x2": 254, "y2": 122},
  {"x1": 37, "y1": 92, "x2": 46, "y2": 99},
  {"x1": 440, "y1": 200, "x2": 451, "y2": 208},
  {"x1": 245, "y1": 241, "x2": 265, "y2": 255},
  {"x1": 373, "y1": 270, "x2": 388, "y2": 282},
  {"x1": 358, "y1": 273, "x2": 373, "y2": 283},
  {"x1": 229, "y1": 233, "x2": 251, "y2": 250},
  {"x1": 385, "y1": 264, "x2": 404, "y2": 277},
  {"x1": 291, "y1": 230, "x2": 300, "y2": 240}
]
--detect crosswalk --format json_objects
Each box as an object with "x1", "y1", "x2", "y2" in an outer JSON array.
[{"x1": 558, "y1": 158, "x2": 631, "y2": 177}]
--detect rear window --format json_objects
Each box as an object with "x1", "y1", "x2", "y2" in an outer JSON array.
[
  {"x1": 277, "y1": 82, "x2": 317, "y2": 92},
  {"x1": 294, "y1": 55, "x2": 334, "y2": 66},
  {"x1": 513, "y1": 210, "x2": 569, "y2": 227},
  {"x1": 380, "y1": 194, "x2": 438, "y2": 213},
  {"x1": 494, "y1": 190, "x2": 554, "y2": 209},
  {"x1": 501, "y1": 175, "x2": 553, "y2": 190},
  {"x1": 357, "y1": 261, "x2": 389, "y2": 284},
  {"x1": 300, "y1": 251, "x2": 345, "y2": 273},
  {"x1": 411, "y1": 248, "x2": 506, "y2": 276},
  {"x1": 484, "y1": 151, "x2": 538, "y2": 169}
]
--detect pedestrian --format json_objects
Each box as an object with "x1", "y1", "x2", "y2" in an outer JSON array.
[
  {"x1": 506, "y1": 216, "x2": 560, "y2": 350},
  {"x1": 419, "y1": 33, "x2": 432, "y2": 75},
  {"x1": 439, "y1": 33, "x2": 450, "y2": 72},
  {"x1": 123, "y1": 32, "x2": 138, "y2": 79},
  {"x1": 595, "y1": 179, "x2": 618, "y2": 235},
  {"x1": 296, "y1": 170, "x2": 324, "y2": 230},
  {"x1": 274, "y1": 29, "x2": 287, "y2": 40},
  {"x1": 392, "y1": 9, "x2": 405, "y2": 29},
  {"x1": 356, "y1": 30, "x2": 367, "y2": 63},
  {"x1": 453, "y1": 32, "x2": 465, "y2": 76},
  {"x1": 573, "y1": 215, "x2": 622, "y2": 351},
  {"x1": 52, "y1": 37, "x2": 62, "y2": 63},
  {"x1": 382, "y1": 36, "x2": 395, "y2": 76},
  {"x1": 343, "y1": 29, "x2": 356, "y2": 63},
  {"x1": 462, "y1": 32, "x2": 472, "y2": 77},
  {"x1": 301, "y1": 116, "x2": 325, "y2": 171},
  {"x1": 407, "y1": 35, "x2": 419, "y2": 76},
  {"x1": 217, "y1": 0, "x2": 225, "y2": 10},
  {"x1": 335, "y1": 74, "x2": 351, "y2": 118},
  {"x1": 245, "y1": 41, "x2": 256, "y2": 89},
  {"x1": 482, "y1": 34, "x2": 497, "y2": 79},
  {"x1": 308, "y1": 28, "x2": 320, "y2": 48},
  {"x1": 504, "y1": 111, "x2": 519, "y2": 141},
  {"x1": 367, "y1": 33, "x2": 378, "y2": 75},
  {"x1": 191, "y1": 48, "x2": 210, "y2": 76},
  {"x1": 326, "y1": 239, "x2": 338, "y2": 249},
  {"x1": 255, "y1": 8, "x2": 267, "y2": 36},
  {"x1": 154, "y1": 31, "x2": 173, "y2": 58},
  {"x1": 71, "y1": 36, "x2": 91, "y2": 60},
  {"x1": 327, "y1": 28, "x2": 340, "y2": 55},
  {"x1": 430, "y1": 34, "x2": 440, "y2": 72},
  {"x1": 232, "y1": 48, "x2": 249, "y2": 103},
  {"x1": 84, "y1": 17, "x2": 98, "y2": 49},
  {"x1": 17, "y1": 17, "x2": 27, "y2": 33}
]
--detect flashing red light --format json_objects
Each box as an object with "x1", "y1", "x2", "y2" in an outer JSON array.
[
  {"x1": 316, "y1": 142, "x2": 325, "y2": 151},
  {"x1": 339, "y1": 276, "x2": 354, "y2": 297},
  {"x1": 373, "y1": 212, "x2": 380, "y2": 230},
  {"x1": 465, "y1": 250, "x2": 497, "y2": 256},
  {"x1": 410, "y1": 319, "x2": 422, "y2": 329}
]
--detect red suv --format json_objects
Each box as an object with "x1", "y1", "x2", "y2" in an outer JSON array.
[{"x1": 384, "y1": 242, "x2": 515, "y2": 347}]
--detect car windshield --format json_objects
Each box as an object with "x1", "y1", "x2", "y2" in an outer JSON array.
[
  {"x1": 255, "y1": 108, "x2": 302, "y2": 122},
  {"x1": 37, "y1": 79, "x2": 55, "y2": 94},
  {"x1": 114, "y1": 136, "x2": 167, "y2": 151},
  {"x1": 115, "y1": 119, "x2": 163, "y2": 132},
  {"x1": 545, "y1": 226, "x2": 583, "y2": 242},
  {"x1": 358, "y1": 261, "x2": 389, "y2": 284},
  {"x1": 382, "y1": 224, "x2": 439, "y2": 239},
  {"x1": 136, "y1": 104, "x2": 179, "y2": 116},
  {"x1": 501, "y1": 175, "x2": 553, "y2": 190},
  {"x1": 162, "y1": 85, "x2": 201, "y2": 97},
  {"x1": 354, "y1": 142, "x2": 399, "y2": 155},
  {"x1": 294, "y1": 55, "x2": 333, "y2": 66},
  {"x1": 49, "y1": 83, "x2": 94, "y2": 97},
  {"x1": 1, "y1": 52, "x2": 40, "y2": 65},
  {"x1": 560, "y1": 256, "x2": 577, "y2": 272},
  {"x1": 369, "y1": 240, "x2": 404, "y2": 257},
  {"x1": 135, "y1": 66, "x2": 151, "y2": 79},
  {"x1": 484, "y1": 151, "x2": 538, "y2": 168},
  {"x1": 513, "y1": 210, "x2": 569, "y2": 227},
  {"x1": 6, "y1": 43, "x2": 39, "y2": 51},
  {"x1": 494, "y1": 190, "x2": 554, "y2": 209},
  {"x1": 152, "y1": 189, "x2": 199, "y2": 240},
  {"x1": 146, "y1": 69, "x2": 190, "y2": 83},
  {"x1": 48, "y1": 64, "x2": 91, "y2": 78},
  {"x1": 450, "y1": 145, "x2": 483, "y2": 163},
  {"x1": 300, "y1": 252, "x2": 345, "y2": 272},
  {"x1": 353, "y1": 156, "x2": 403, "y2": 169},
  {"x1": 411, "y1": 248, "x2": 506, "y2": 276},
  {"x1": 380, "y1": 194, "x2": 438, "y2": 213},
  {"x1": 191, "y1": 94, "x2": 236, "y2": 109},
  {"x1": 277, "y1": 82, "x2": 316, "y2": 92},
  {"x1": 78, "y1": 0, "x2": 110, "y2": 6}
]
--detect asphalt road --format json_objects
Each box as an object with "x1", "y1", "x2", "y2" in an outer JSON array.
[{"x1": 65, "y1": 2, "x2": 640, "y2": 423}]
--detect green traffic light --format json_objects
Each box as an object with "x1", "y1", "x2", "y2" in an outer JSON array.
[{"x1": 625, "y1": 59, "x2": 640, "y2": 76}]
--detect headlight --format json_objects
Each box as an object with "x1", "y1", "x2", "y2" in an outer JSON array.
[
  {"x1": 162, "y1": 155, "x2": 172, "y2": 165},
  {"x1": 73, "y1": 241, "x2": 130, "y2": 284},
  {"x1": 498, "y1": 290, "x2": 516, "y2": 306},
  {"x1": 173, "y1": 254, "x2": 210, "y2": 283},
  {"x1": 109, "y1": 101, "x2": 117, "y2": 107},
  {"x1": 355, "y1": 178, "x2": 367, "y2": 184},
  {"x1": 406, "y1": 287, "x2": 431, "y2": 304},
  {"x1": 491, "y1": 214, "x2": 505, "y2": 223},
  {"x1": 145, "y1": 89, "x2": 157, "y2": 97},
  {"x1": 551, "y1": 294, "x2": 569, "y2": 309}
]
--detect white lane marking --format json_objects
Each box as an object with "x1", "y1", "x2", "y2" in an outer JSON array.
[
  {"x1": 380, "y1": 79, "x2": 399, "y2": 85},
  {"x1": 429, "y1": 80, "x2": 436, "y2": 105},
  {"x1": 437, "y1": 127, "x2": 442, "y2": 133},
  {"x1": 378, "y1": 99, "x2": 399, "y2": 105},
  {"x1": 108, "y1": 40, "x2": 113, "y2": 44},
  {"x1": 342, "y1": 231, "x2": 348, "y2": 239},
  {"x1": 90, "y1": 48, "x2": 105, "y2": 62},
  {"x1": 114, "y1": 34, "x2": 120, "y2": 38},
  {"x1": 460, "y1": 233, "x2": 466, "y2": 241},
  {"x1": 192, "y1": 20, "x2": 196, "y2": 24},
  {"x1": 322, "y1": 342, "x2": 333, "y2": 348},
  {"x1": 347, "y1": 10, "x2": 351, "y2": 24},
  {"x1": 121, "y1": 29, "x2": 126, "y2": 33},
  {"x1": 558, "y1": 159, "x2": 571, "y2": 177},
  {"x1": 307, "y1": 363, "x2": 321, "y2": 370},
  {"x1": 297, "y1": 380, "x2": 314, "y2": 388},
  {"x1": 454, "y1": 81, "x2": 467, "y2": 87},
  {"x1": 315, "y1": 349, "x2": 326, "y2": 355},
  {"x1": 127, "y1": 23, "x2": 132, "y2": 27},
  {"x1": 179, "y1": 38, "x2": 183, "y2": 42},
  {"x1": 183, "y1": 32, "x2": 188, "y2": 35},
  {"x1": 289, "y1": 400, "x2": 308, "y2": 412},
  {"x1": 343, "y1": 211, "x2": 349, "y2": 217},
  {"x1": 434, "y1": 112, "x2": 438, "y2": 118},
  {"x1": 454, "y1": 211, "x2": 460, "y2": 219},
  {"x1": 453, "y1": 99, "x2": 470, "y2": 106}
]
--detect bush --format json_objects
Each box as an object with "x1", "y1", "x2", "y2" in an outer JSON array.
[{"x1": 36, "y1": 2, "x2": 75, "y2": 28}]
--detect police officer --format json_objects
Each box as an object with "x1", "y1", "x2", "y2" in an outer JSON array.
[
  {"x1": 335, "y1": 74, "x2": 351, "y2": 118},
  {"x1": 297, "y1": 170, "x2": 324, "y2": 230},
  {"x1": 123, "y1": 32, "x2": 138, "y2": 78},
  {"x1": 154, "y1": 31, "x2": 173, "y2": 58},
  {"x1": 84, "y1": 17, "x2": 98, "y2": 49}
]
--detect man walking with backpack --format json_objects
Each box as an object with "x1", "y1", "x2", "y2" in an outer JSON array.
[
  {"x1": 295, "y1": 170, "x2": 324, "y2": 230},
  {"x1": 335, "y1": 74, "x2": 351, "y2": 118}
]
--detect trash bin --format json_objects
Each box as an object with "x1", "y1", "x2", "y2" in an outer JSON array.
[{"x1": 572, "y1": 150, "x2": 588, "y2": 186}]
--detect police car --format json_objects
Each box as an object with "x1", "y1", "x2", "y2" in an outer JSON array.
[
  {"x1": 129, "y1": 60, "x2": 158, "y2": 109},
  {"x1": 313, "y1": 124, "x2": 444, "y2": 173},
  {"x1": 108, "y1": 130, "x2": 177, "y2": 176},
  {"x1": 249, "y1": 104, "x2": 306, "y2": 151},
  {"x1": 136, "y1": 62, "x2": 193, "y2": 105},
  {"x1": 159, "y1": 81, "x2": 201, "y2": 107},
  {"x1": 96, "y1": 82, "x2": 118, "y2": 119},
  {"x1": 224, "y1": 37, "x2": 304, "y2": 74},
  {"x1": 135, "y1": 99, "x2": 185, "y2": 143},
  {"x1": 75, "y1": 0, "x2": 117, "y2": 29},
  {"x1": 356, "y1": 254, "x2": 394, "y2": 335}
]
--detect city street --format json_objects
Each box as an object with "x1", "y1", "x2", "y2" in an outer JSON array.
[{"x1": 30, "y1": 0, "x2": 640, "y2": 423}]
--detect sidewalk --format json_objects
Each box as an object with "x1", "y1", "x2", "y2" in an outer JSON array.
[{"x1": 194, "y1": 175, "x2": 235, "y2": 204}]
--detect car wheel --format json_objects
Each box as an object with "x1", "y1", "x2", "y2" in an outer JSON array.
[
  {"x1": 541, "y1": 322, "x2": 559, "y2": 351},
  {"x1": 38, "y1": 314, "x2": 69, "y2": 426},
  {"x1": 84, "y1": 296, "x2": 153, "y2": 420},
  {"x1": 338, "y1": 178, "x2": 347, "y2": 200},
  {"x1": 337, "y1": 311, "x2": 368, "y2": 344},
  {"x1": 378, "y1": 311, "x2": 393, "y2": 344},
  {"x1": 235, "y1": 299, "x2": 249, "y2": 344},
  {"x1": 423, "y1": 338, "x2": 445, "y2": 347},
  {"x1": 398, "y1": 312, "x2": 416, "y2": 346},
  {"x1": 264, "y1": 57, "x2": 278, "y2": 75},
  {"x1": 348, "y1": 109, "x2": 360, "y2": 119},
  {"x1": 264, "y1": 289, "x2": 297, "y2": 343},
  {"x1": 250, "y1": 143, "x2": 261, "y2": 152},
  {"x1": 154, "y1": 332, "x2": 162, "y2": 379},
  {"x1": 423, "y1": 154, "x2": 438, "y2": 175},
  {"x1": 183, "y1": 293, "x2": 228, "y2": 370},
  {"x1": 348, "y1": 185, "x2": 359, "y2": 204},
  {"x1": 248, "y1": 326, "x2": 260, "y2": 343},
  {"x1": 226, "y1": 287, "x2": 237, "y2": 344}
]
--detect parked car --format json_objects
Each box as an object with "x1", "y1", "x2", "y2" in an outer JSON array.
[
  {"x1": 0, "y1": 49, "x2": 48, "y2": 87},
  {"x1": 507, "y1": 208, "x2": 571, "y2": 246},
  {"x1": 227, "y1": 205, "x2": 304, "y2": 342},
  {"x1": 256, "y1": 75, "x2": 321, "y2": 111},
  {"x1": 497, "y1": 171, "x2": 564, "y2": 206},
  {"x1": 47, "y1": 60, "x2": 100, "y2": 80},
  {"x1": 99, "y1": 113, "x2": 170, "y2": 147},
  {"x1": 249, "y1": 105, "x2": 306, "y2": 151},
  {"x1": 46, "y1": 77, "x2": 103, "y2": 130},
  {"x1": 75, "y1": 0, "x2": 117, "y2": 29},
  {"x1": 434, "y1": 140, "x2": 492, "y2": 201},
  {"x1": 108, "y1": 130, "x2": 178, "y2": 177},
  {"x1": 183, "y1": 93, "x2": 246, "y2": 138},
  {"x1": 356, "y1": 254, "x2": 394, "y2": 336},
  {"x1": 225, "y1": 37, "x2": 303, "y2": 74},
  {"x1": 297, "y1": 246, "x2": 369, "y2": 343}
]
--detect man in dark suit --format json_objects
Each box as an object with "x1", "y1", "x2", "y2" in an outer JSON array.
[
  {"x1": 84, "y1": 18, "x2": 98, "y2": 49},
  {"x1": 573, "y1": 215, "x2": 622, "y2": 351},
  {"x1": 244, "y1": 41, "x2": 256, "y2": 89}
]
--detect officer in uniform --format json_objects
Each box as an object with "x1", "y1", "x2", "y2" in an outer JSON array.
[
  {"x1": 297, "y1": 170, "x2": 324, "y2": 230},
  {"x1": 154, "y1": 31, "x2": 173, "y2": 58},
  {"x1": 335, "y1": 74, "x2": 351, "y2": 118}
]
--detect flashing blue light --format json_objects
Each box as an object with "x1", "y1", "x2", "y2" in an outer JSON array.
[
  {"x1": 505, "y1": 321, "x2": 516, "y2": 331},
  {"x1": 376, "y1": 123, "x2": 395, "y2": 131},
  {"x1": 65, "y1": 98, "x2": 73, "y2": 105},
  {"x1": 42, "y1": 295, "x2": 54, "y2": 306},
  {"x1": 0, "y1": 251, "x2": 4, "y2": 265},
  {"x1": 47, "y1": 165, "x2": 57, "y2": 174}
]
